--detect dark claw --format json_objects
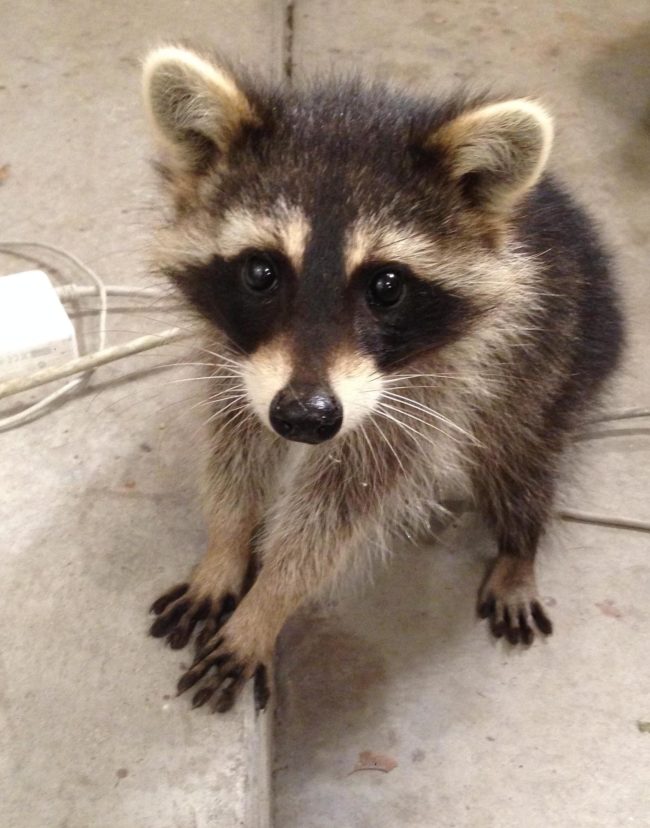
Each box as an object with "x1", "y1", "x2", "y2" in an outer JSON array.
[
  {"x1": 193, "y1": 594, "x2": 237, "y2": 652},
  {"x1": 478, "y1": 595, "x2": 495, "y2": 619},
  {"x1": 505, "y1": 624, "x2": 520, "y2": 646},
  {"x1": 178, "y1": 651, "x2": 230, "y2": 696},
  {"x1": 149, "y1": 598, "x2": 190, "y2": 638},
  {"x1": 194, "y1": 636, "x2": 225, "y2": 665},
  {"x1": 177, "y1": 665, "x2": 206, "y2": 696},
  {"x1": 168, "y1": 627, "x2": 189, "y2": 650},
  {"x1": 195, "y1": 618, "x2": 218, "y2": 651},
  {"x1": 167, "y1": 597, "x2": 212, "y2": 650},
  {"x1": 531, "y1": 601, "x2": 553, "y2": 636},
  {"x1": 213, "y1": 686, "x2": 238, "y2": 713},
  {"x1": 490, "y1": 612, "x2": 506, "y2": 639},
  {"x1": 213, "y1": 670, "x2": 245, "y2": 713},
  {"x1": 192, "y1": 685, "x2": 217, "y2": 709},
  {"x1": 519, "y1": 610, "x2": 534, "y2": 646},
  {"x1": 190, "y1": 666, "x2": 241, "y2": 712},
  {"x1": 150, "y1": 583, "x2": 189, "y2": 615},
  {"x1": 502, "y1": 607, "x2": 518, "y2": 645},
  {"x1": 254, "y1": 665, "x2": 270, "y2": 712}
]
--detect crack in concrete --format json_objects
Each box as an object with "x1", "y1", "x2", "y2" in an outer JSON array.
[{"x1": 283, "y1": 0, "x2": 295, "y2": 82}]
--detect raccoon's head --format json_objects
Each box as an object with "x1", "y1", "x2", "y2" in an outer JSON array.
[{"x1": 143, "y1": 46, "x2": 553, "y2": 445}]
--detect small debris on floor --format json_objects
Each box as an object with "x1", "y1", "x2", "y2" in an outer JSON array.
[
  {"x1": 637, "y1": 721, "x2": 650, "y2": 734},
  {"x1": 596, "y1": 599, "x2": 623, "y2": 619},
  {"x1": 350, "y1": 750, "x2": 398, "y2": 774},
  {"x1": 0, "y1": 163, "x2": 10, "y2": 183}
]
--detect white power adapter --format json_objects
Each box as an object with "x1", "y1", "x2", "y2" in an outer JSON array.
[{"x1": 0, "y1": 270, "x2": 78, "y2": 382}]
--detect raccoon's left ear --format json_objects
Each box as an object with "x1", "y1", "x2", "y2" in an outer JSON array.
[
  {"x1": 142, "y1": 45, "x2": 259, "y2": 175},
  {"x1": 427, "y1": 99, "x2": 553, "y2": 214}
]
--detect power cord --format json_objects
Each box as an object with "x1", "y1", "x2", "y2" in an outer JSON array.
[
  {"x1": 557, "y1": 509, "x2": 650, "y2": 533},
  {"x1": 0, "y1": 241, "x2": 185, "y2": 430}
]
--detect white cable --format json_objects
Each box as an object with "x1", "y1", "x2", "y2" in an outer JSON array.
[
  {"x1": 56, "y1": 284, "x2": 170, "y2": 301},
  {"x1": 453, "y1": 504, "x2": 650, "y2": 534},
  {"x1": 590, "y1": 407, "x2": 650, "y2": 424},
  {"x1": 0, "y1": 375, "x2": 91, "y2": 430},
  {"x1": 0, "y1": 241, "x2": 181, "y2": 429},
  {"x1": 576, "y1": 427, "x2": 650, "y2": 441},
  {"x1": 558, "y1": 508, "x2": 650, "y2": 534},
  {"x1": 0, "y1": 328, "x2": 186, "y2": 403}
]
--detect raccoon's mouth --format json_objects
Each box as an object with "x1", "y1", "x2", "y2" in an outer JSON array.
[{"x1": 269, "y1": 387, "x2": 343, "y2": 444}]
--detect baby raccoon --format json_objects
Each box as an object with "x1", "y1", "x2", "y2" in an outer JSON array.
[{"x1": 143, "y1": 45, "x2": 623, "y2": 712}]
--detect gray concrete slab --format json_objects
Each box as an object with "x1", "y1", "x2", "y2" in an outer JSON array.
[
  {"x1": 0, "y1": 2, "x2": 282, "y2": 826},
  {"x1": 274, "y1": 1, "x2": 650, "y2": 826},
  {"x1": 2, "y1": 2, "x2": 650, "y2": 826},
  {"x1": 276, "y1": 515, "x2": 650, "y2": 828}
]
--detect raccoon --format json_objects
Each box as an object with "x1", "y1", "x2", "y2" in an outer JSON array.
[{"x1": 143, "y1": 45, "x2": 624, "y2": 712}]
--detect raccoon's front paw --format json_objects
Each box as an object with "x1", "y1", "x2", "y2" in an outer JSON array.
[
  {"x1": 149, "y1": 583, "x2": 238, "y2": 651},
  {"x1": 176, "y1": 616, "x2": 272, "y2": 713},
  {"x1": 477, "y1": 554, "x2": 553, "y2": 645}
]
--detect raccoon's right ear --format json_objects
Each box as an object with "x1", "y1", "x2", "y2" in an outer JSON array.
[
  {"x1": 142, "y1": 45, "x2": 260, "y2": 175},
  {"x1": 426, "y1": 99, "x2": 554, "y2": 215}
]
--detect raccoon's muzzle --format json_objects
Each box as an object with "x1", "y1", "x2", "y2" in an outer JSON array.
[{"x1": 270, "y1": 384, "x2": 343, "y2": 444}]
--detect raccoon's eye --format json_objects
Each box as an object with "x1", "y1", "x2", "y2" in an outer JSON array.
[
  {"x1": 367, "y1": 268, "x2": 404, "y2": 308},
  {"x1": 242, "y1": 255, "x2": 278, "y2": 293}
]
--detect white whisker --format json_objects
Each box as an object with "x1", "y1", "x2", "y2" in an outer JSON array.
[
  {"x1": 168, "y1": 374, "x2": 243, "y2": 384},
  {"x1": 205, "y1": 398, "x2": 248, "y2": 427},
  {"x1": 358, "y1": 421, "x2": 380, "y2": 472},
  {"x1": 382, "y1": 391, "x2": 478, "y2": 443},
  {"x1": 378, "y1": 401, "x2": 462, "y2": 445},
  {"x1": 374, "y1": 404, "x2": 439, "y2": 449},
  {"x1": 369, "y1": 418, "x2": 407, "y2": 476}
]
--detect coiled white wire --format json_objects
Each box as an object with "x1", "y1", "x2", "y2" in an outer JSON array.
[{"x1": 0, "y1": 241, "x2": 184, "y2": 430}]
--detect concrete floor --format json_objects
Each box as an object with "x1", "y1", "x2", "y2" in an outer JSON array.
[
  {"x1": 1, "y1": 1, "x2": 649, "y2": 827},
  {"x1": 0, "y1": 2, "x2": 281, "y2": 826}
]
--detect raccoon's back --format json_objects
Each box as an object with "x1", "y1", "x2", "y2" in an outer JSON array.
[{"x1": 517, "y1": 176, "x2": 624, "y2": 416}]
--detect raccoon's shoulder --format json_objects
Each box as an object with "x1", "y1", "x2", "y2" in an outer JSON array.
[
  {"x1": 516, "y1": 175, "x2": 609, "y2": 274},
  {"x1": 517, "y1": 175, "x2": 624, "y2": 379}
]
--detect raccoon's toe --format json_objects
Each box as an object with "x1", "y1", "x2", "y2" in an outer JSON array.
[
  {"x1": 176, "y1": 622, "x2": 271, "y2": 714},
  {"x1": 149, "y1": 585, "x2": 238, "y2": 651},
  {"x1": 479, "y1": 597, "x2": 551, "y2": 645},
  {"x1": 478, "y1": 555, "x2": 553, "y2": 645},
  {"x1": 194, "y1": 594, "x2": 237, "y2": 651}
]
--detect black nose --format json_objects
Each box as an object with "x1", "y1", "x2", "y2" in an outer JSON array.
[{"x1": 270, "y1": 387, "x2": 343, "y2": 444}]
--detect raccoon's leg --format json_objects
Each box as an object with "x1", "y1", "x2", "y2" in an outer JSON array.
[
  {"x1": 148, "y1": 506, "x2": 258, "y2": 651},
  {"x1": 149, "y1": 425, "x2": 270, "y2": 651},
  {"x1": 175, "y1": 447, "x2": 397, "y2": 712},
  {"x1": 476, "y1": 461, "x2": 555, "y2": 645},
  {"x1": 175, "y1": 532, "x2": 361, "y2": 712}
]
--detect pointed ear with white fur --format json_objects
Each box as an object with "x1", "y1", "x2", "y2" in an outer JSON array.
[
  {"x1": 429, "y1": 99, "x2": 554, "y2": 214},
  {"x1": 142, "y1": 45, "x2": 259, "y2": 175}
]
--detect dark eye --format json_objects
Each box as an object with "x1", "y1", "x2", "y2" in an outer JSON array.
[
  {"x1": 242, "y1": 255, "x2": 278, "y2": 293},
  {"x1": 367, "y1": 268, "x2": 404, "y2": 308}
]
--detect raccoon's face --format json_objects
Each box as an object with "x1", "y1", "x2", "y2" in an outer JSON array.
[{"x1": 143, "y1": 46, "x2": 552, "y2": 444}]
